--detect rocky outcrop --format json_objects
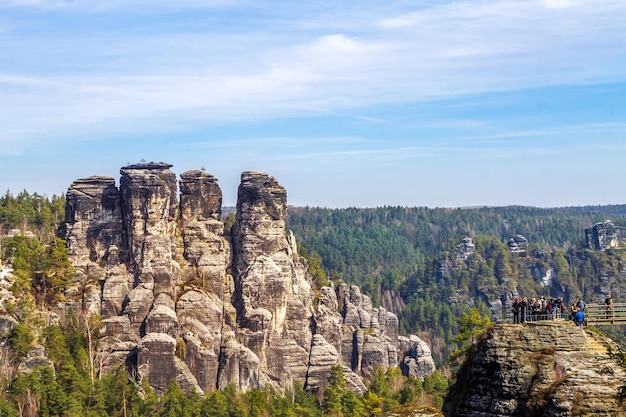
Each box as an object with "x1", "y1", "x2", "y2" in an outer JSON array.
[
  {"x1": 178, "y1": 170, "x2": 229, "y2": 294},
  {"x1": 0, "y1": 267, "x2": 17, "y2": 336},
  {"x1": 455, "y1": 237, "x2": 475, "y2": 262},
  {"x1": 65, "y1": 176, "x2": 126, "y2": 267},
  {"x1": 443, "y1": 321, "x2": 626, "y2": 417},
  {"x1": 398, "y1": 335, "x2": 436, "y2": 378},
  {"x1": 63, "y1": 163, "x2": 436, "y2": 395},
  {"x1": 507, "y1": 235, "x2": 528, "y2": 253},
  {"x1": 586, "y1": 220, "x2": 626, "y2": 251},
  {"x1": 18, "y1": 345, "x2": 55, "y2": 375}
]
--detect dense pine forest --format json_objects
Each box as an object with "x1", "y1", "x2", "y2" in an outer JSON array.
[
  {"x1": 2, "y1": 189, "x2": 626, "y2": 416},
  {"x1": 286, "y1": 205, "x2": 626, "y2": 366}
]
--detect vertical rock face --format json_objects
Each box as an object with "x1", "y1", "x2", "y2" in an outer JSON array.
[
  {"x1": 178, "y1": 170, "x2": 229, "y2": 294},
  {"x1": 586, "y1": 220, "x2": 626, "y2": 251},
  {"x1": 397, "y1": 335, "x2": 436, "y2": 378},
  {"x1": 231, "y1": 172, "x2": 314, "y2": 388},
  {"x1": 119, "y1": 163, "x2": 179, "y2": 288},
  {"x1": 177, "y1": 169, "x2": 234, "y2": 392},
  {"x1": 65, "y1": 176, "x2": 125, "y2": 267},
  {"x1": 443, "y1": 321, "x2": 626, "y2": 417},
  {"x1": 64, "y1": 164, "x2": 435, "y2": 395},
  {"x1": 65, "y1": 176, "x2": 130, "y2": 316}
]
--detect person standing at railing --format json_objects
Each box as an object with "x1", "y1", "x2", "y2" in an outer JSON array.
[
  {"x1": 570, "y1": 303, "x2": 579, "y2": 321},
  {"x1": 512, "y1": 298, "x2": 520, "y2": 324},
  {"x1": 520, "y1": 297, "x2": 528, "y2": 323},
  {"x1": 573, "y1": 308, "x2": 584, "y2": 328},
  {"x1": 605, "y1": 294, "x2": 613, "y2": 322},
  {"x1": 558, "y1": 297, "x2": 566, "y2": 319},
  {"x1": 546, "y1": 299, "x2": 555, "y2": 319}
]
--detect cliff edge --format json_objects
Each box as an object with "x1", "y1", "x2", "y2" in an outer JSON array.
[{"x1": 443, "y1": 320, "x2": 626, "y2": 417}]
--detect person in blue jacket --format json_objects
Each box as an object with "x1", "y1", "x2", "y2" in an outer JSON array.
[{"x1": 573, "y1": 309, "x2": 585, "y2": 328}]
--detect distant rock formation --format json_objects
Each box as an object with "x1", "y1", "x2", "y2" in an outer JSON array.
[
  {"x1": 455, "y1": 237, "x2": 475, "y2": 262},
  {"x1": 443, "y1": 321, "x2": 626, "y2": 417},
  {"x1": 0, "y1": 267, "x2": 17, "y2": 335},
  {"x1": 586, "y1": 220, "x2": 626, "y2": 251},
  {"x1": 63, "y1": 163, "x2": 435, "y2": 395},
  {"x1": 507, "y1": 235, "x2": 528, "y2": 253}
]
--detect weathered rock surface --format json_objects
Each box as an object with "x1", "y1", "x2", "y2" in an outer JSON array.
[
  {"x1": 231, "y1": 171, "x2": 314, "y2": 388},
  {"x1": 63, "y1": 163, "x2": 436, "y2": 395},
  {"x1": 443, "y1": 321, "x2": 626, "y2": 417},
  {"x1": 398, "y1": 335, "x2": 436, "y2": 378},
  {"x1": 507, "y1": 235, "x2": 528, "y2": 253},
  {"x1": 18, "y1": 344, "x2": 55, "y2": 375},
  {"x1": 586, "y1": 219, "x2": 626, "y2": 251},
  {"x1": 65, "y1": 176, "x2": 126, "y2": 267},
  {"x1": 0, "y1": 267, "x2": 17, "y2": 336},
  {"x1": 455, "y1": 237, "x2": 475, "y2": 262}
]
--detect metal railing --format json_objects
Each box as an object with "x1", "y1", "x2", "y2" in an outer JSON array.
[
  {"x1": 507, "y1": 308, "x2": 568, "y2": 323},
  {"x1": 505, "y1": 302, "x2": 626, "y2": 326}
]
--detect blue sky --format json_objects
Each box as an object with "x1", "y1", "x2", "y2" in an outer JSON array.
[{"x1": 1, "y1": 0, "x2": 625, "y2": 208}]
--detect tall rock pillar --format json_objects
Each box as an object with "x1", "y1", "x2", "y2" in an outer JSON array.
[
  {"x1": 230, "y1": 172, "x2": 314, "y2": 389},
  {"x1": 177, "y1": 170, "x2": 234, "y2": 392},
  {"x1": 118, "y1": 163, "x2": 197, "y2": 394},
  {"x1": 65, "y1": 176, "x2": 129, "y2": 316}
]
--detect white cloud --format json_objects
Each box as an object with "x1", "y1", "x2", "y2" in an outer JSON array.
[
  {"x1": 542, "y1": 0, "x2": 577, "y2": 9},
  {"x1": 0, "y1": 0, "x2": 238, "y2": 11},
  {"x1": 1, "y1": 0, "x2": 625, "y2": 149}
]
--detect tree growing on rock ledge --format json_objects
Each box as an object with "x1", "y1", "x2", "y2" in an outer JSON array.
[{"x1": 448, "y1": 308, "x2": 493, "y2": 366}]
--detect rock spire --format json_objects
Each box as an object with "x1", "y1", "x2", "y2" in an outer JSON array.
[{"x1": 63, "y1": 163, "x2": 435, "y2": 394}]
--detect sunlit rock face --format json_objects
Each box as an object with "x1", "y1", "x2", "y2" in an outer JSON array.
[
  {"x1": 586, "y1": 219, "x2": 626, "y2": 251},
  {"x1": 230, "y1": 171, "x2": 314, "y2": 388},
  {"x1": 64, "y1": 163, "x2": 436, "y2": 395},
  {"x1": 178, "y1": 170, "x2": 229, "y2": 294},
  {"x1": 443, "y1": 321, "x2": 626, "y2": 417},
  {"x1": 119, "y1": 162, "x2": 179, "y2": 292},
  {"x1": 65, "y1": 176, "x2": 125, "y2": 267}
]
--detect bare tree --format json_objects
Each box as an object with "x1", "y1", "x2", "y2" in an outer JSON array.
[{"x1": 0, "y1": 344, "x2": 16, "y2": 392}]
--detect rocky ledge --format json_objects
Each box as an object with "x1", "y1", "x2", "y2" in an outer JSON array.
[
  {"x1": 62, "y1": 163, "x2": 436, "y2": 395},
  {"x1": 443, "y1": 320, "x2": 626, "y2": 417}
]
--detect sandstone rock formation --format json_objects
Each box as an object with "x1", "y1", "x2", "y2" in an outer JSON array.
[
  {"x1": 63, "y1": 163, "x2": 435, "y2": 395},
  {"x1": 507, "y1": 235, "x2": 528, "y2": 253},
  {"x1": 0, "y1": 267, "x2": 17, "y2": 336},
  {"x1": 586, "y1": 220, "x2": 626, "y2": 251},
  {"x1": 455, "y1": 237, "x2": 475, "y2": 262},
  {"x1": 443, "y1": 321, "x2": 626, "y2": 417}
]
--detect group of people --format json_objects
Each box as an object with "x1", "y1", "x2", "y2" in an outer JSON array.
[
  {"x1": 511, "y1": 296, "x2": 568, "y2": 323},
  {"x1": 511, "y1": 295, "x2": 592, "y2": 325},
  {"x1": 512, "y1": 295, "x2": 615, "y2": 328}
]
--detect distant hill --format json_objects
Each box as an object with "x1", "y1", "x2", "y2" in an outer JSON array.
[{"x1": 286, "y1": 205, "x2": 626, "y2": 366}]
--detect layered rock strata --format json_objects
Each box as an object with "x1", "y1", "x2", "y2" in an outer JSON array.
[
  {"x1": 64, "y1": 163, "x2": 435, "y2": 395},
  {"x1": 586, "y1": 220, "x2": 626, "y2": 251},
  {"x1": 443, "y1": 321, "x2": 626, "y2": 417},
  {"x1": 230, "y1": 172, "x2": 313, "y2": 388}
]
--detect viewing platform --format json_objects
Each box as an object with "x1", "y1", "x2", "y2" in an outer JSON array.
[{"x1": 505, "y1": 302, "x2": 626, "y2": 326}]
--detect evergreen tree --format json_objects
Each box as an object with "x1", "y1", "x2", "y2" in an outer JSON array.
[{"x1": 200, "y1": 390, "x2": 229, "y2": 417}]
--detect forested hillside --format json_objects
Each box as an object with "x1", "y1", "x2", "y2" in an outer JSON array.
[
  {"x1": 286, "y1": 205, "x2": 626, "y2": 365},
  {"x1": 0, "y1": 191, "x2": 450, "y2": 416},
  {"x1": 2, "y1": 190, "x2": 626, "y2": 415},
  {"x1": 0, "y1": 191, "x2": 65, "y2": 241}
]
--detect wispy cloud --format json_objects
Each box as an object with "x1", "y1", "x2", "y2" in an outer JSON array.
[{"x1": 1, "y1": 0, "x2": 625, "y2": 151}]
